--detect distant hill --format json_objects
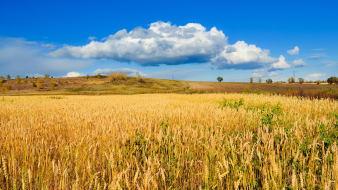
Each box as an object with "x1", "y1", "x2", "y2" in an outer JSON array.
[{"x1": 0, "y1": 76, "x2": 189, "y2": 96}]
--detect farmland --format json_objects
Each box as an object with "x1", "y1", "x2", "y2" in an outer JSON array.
[
  {"x1": 187, "y1": 81, "x2": 336, "y2": 93},
  {"x1": 1, "y1": 93, "x2": 338, "y2": 189}
]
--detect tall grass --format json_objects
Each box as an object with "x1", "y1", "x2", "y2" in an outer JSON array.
[{"x1": 0, "y1": 94, "x2": 338, "y2": 189}]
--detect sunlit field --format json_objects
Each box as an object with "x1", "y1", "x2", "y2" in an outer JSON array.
[{"x1": 1, "y1": 94, "x2": 338, "y2": 189}]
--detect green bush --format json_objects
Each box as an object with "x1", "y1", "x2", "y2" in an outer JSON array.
[
  {"x1": 254, "y1": 88, "x2": 262, "y2": 94},
  {"x1": 243, "y1": 87, "x2": 251, "y2": 94},
  {"x1": 219, "y1": 98, "x2": 244, "y2": 111}
]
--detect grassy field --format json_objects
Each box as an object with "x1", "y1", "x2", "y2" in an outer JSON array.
[
  {"x1": 1, "y1": 94, "x2": 338, "y2": 189},
  {"x1": 0, "y1": 76, "x2": 188, "y2": 96},
  {"x1": 2, "y1": 75, "x2": 337, "y2": 96}
]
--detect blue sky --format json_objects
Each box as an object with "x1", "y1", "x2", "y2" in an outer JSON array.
[{"x1": 1, "y1": 0, "x2": 337, "y2": 82}]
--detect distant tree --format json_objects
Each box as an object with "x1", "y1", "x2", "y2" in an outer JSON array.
[
  {"x1": 97, "y1": 73, "x2": 102, "y2": 79},
  {"x1": 217, "y1": 77, "x2": 223, "y2": 82},
  {"x1": 258, "y1": 78, "x2": 262, "y2": 83},
  {"x1": 288, "y1": 77, "x2": 295, "y2": 83},
  {"x1": 316, "y1": 80, "x2": 320, "y2": 85},
  {"x1": 37, "y1": 82, "x2": 42, "y2": 89},
  {"x1": 0, "y1": 76, "x2": 3, "y2": 84},
  {"x1": 37, "y1": 77, "x2": 42, "y2": 83},
  {"x1": 118, "y1": 71, "x2": 124, "y2": 80},
  {"x1": 51, "y1": 82, "x2": 55, "y2": 90},
  {"x1": 26, "y1": 76, "x2": 28, "y2": 78},
  {"x1": 87, "y1": 74, "x2": 89, "y2": 80},
  {"x1": 136, "y1": 72, "x2": 142, "y2": 82},
  {"x1": 44, "y1": 74, "x2": 50, "y2": 79},
  {"x1": 250, "y1": 78, "x2": 253, "y2": 83},
  {"x1": 6, "y1": 75, "x2": 10, "y2": 80},
  {"x1": 108, "y1": 73, "x2": 114, "y2": 82},
  {"x1": 122, "y1": 72, "x2": 127, "y2": 80},
  {"x1": 298, "y1": 78, "x2": 304, "y2": 84},
  {"x1": 113, "y1": 72, "x2": 118, "y2": 80},
  {"x1": 327, "y1": 76, "x2": 338, "y2": 84},
  {"x1": 0, "y1": 86, "x2": 7, "y2": 92},
  {"x1": 266, "y1": 78, "x2": 273, "y2": 83},
  {"x1": 15, "y1": 75, "x2": 21, "y2": 84},
  {"x1": 32, "y1": 82, "x2": 37, "y2": 87},
  {"x1": 51, "y1": 76, "x2": 53, "y2": 79}
]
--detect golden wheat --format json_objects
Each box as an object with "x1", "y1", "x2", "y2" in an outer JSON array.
[{"x1": 0, "y1": 94, "x2": 338, "y2": 189}]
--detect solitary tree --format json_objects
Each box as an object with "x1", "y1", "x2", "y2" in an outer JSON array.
[
  {"x1": 258, "y1": 78, "x2": 262, "y2": 83},
  {"x1": 266, "y1": 78, "x2": 273, "y2": 83},
  {"x1": 288, "y1": 77, "x2": 295, "y2": 83},
  {"x1": 15, "y1": 75, "x2": 21, "y2": 84},
  {"x1": 51, "y1": 81, "x2": 55, "y2": 90},
  {"x1": 0, "y1": 76, "x2": 4, "y2": 84},
  {"x1": 37, "y1": 82, "x2": 42, "y2": 89},
  {"x1": 316, "y1": 80, "x2": 321, "y2": 85},
  {"x1": 87, "y1": 74, "x2": 89, "y2": 80},
  {"x1": 37, "y1": 77, "x2": 43, "y2": 83},
  {"x1": 217, "y1": 77, "x2": 223, "y2": 82},
  {"x1": 298, "y1": 78, "x2": 304, "y2": 84},
  {"x1": 250, "y1": 78, "x2": 253, "y2": 83},
  {"x1": 6, "y1": 75, "x2": 10, "y2": 80},
  {"x1": 97, "y1": 73, "x2": 102, "y2": 79},
  {"x1": 136, "y1": 72, "x2": 142, "y2": 82},
  {"x1": 327, "y1": 76, "x2": 338, "y2": 84},
  {"x1": 44, "y1": 74, "x2": 50, "y2": 79}
]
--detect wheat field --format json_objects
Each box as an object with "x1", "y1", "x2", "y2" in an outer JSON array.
[{"x1": 0, "y1": 94, "x2": 338, "y2": 189}]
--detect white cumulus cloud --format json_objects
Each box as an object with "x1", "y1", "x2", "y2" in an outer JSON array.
[
  {"x1": 93, "y1": 68, "x2": 148, "y2": 77},
  {"x1": 287, "y1": 46, "x2": 299, "y2": 55},
  {"x1": 48, "y1": 21, "x2": 227, "y2": 65},
  {"x1": 270, "y1": 55, "x2": 291, "y2": 69},
  {"x1": 292, "y1": 58, "x2": 306, "y2": 67},
  {"x1": 64, "y1": 72, "x2": 84, "y2": 77},
  {"x1": 211, "y1": 41, "x2": 278, "y2": 69},
  {"x1": 45, "y1": 21, "x2": 296, "y2": 74},
  {"x1": 88, "y1": 36, "x2": 97, "y2": 41}
]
